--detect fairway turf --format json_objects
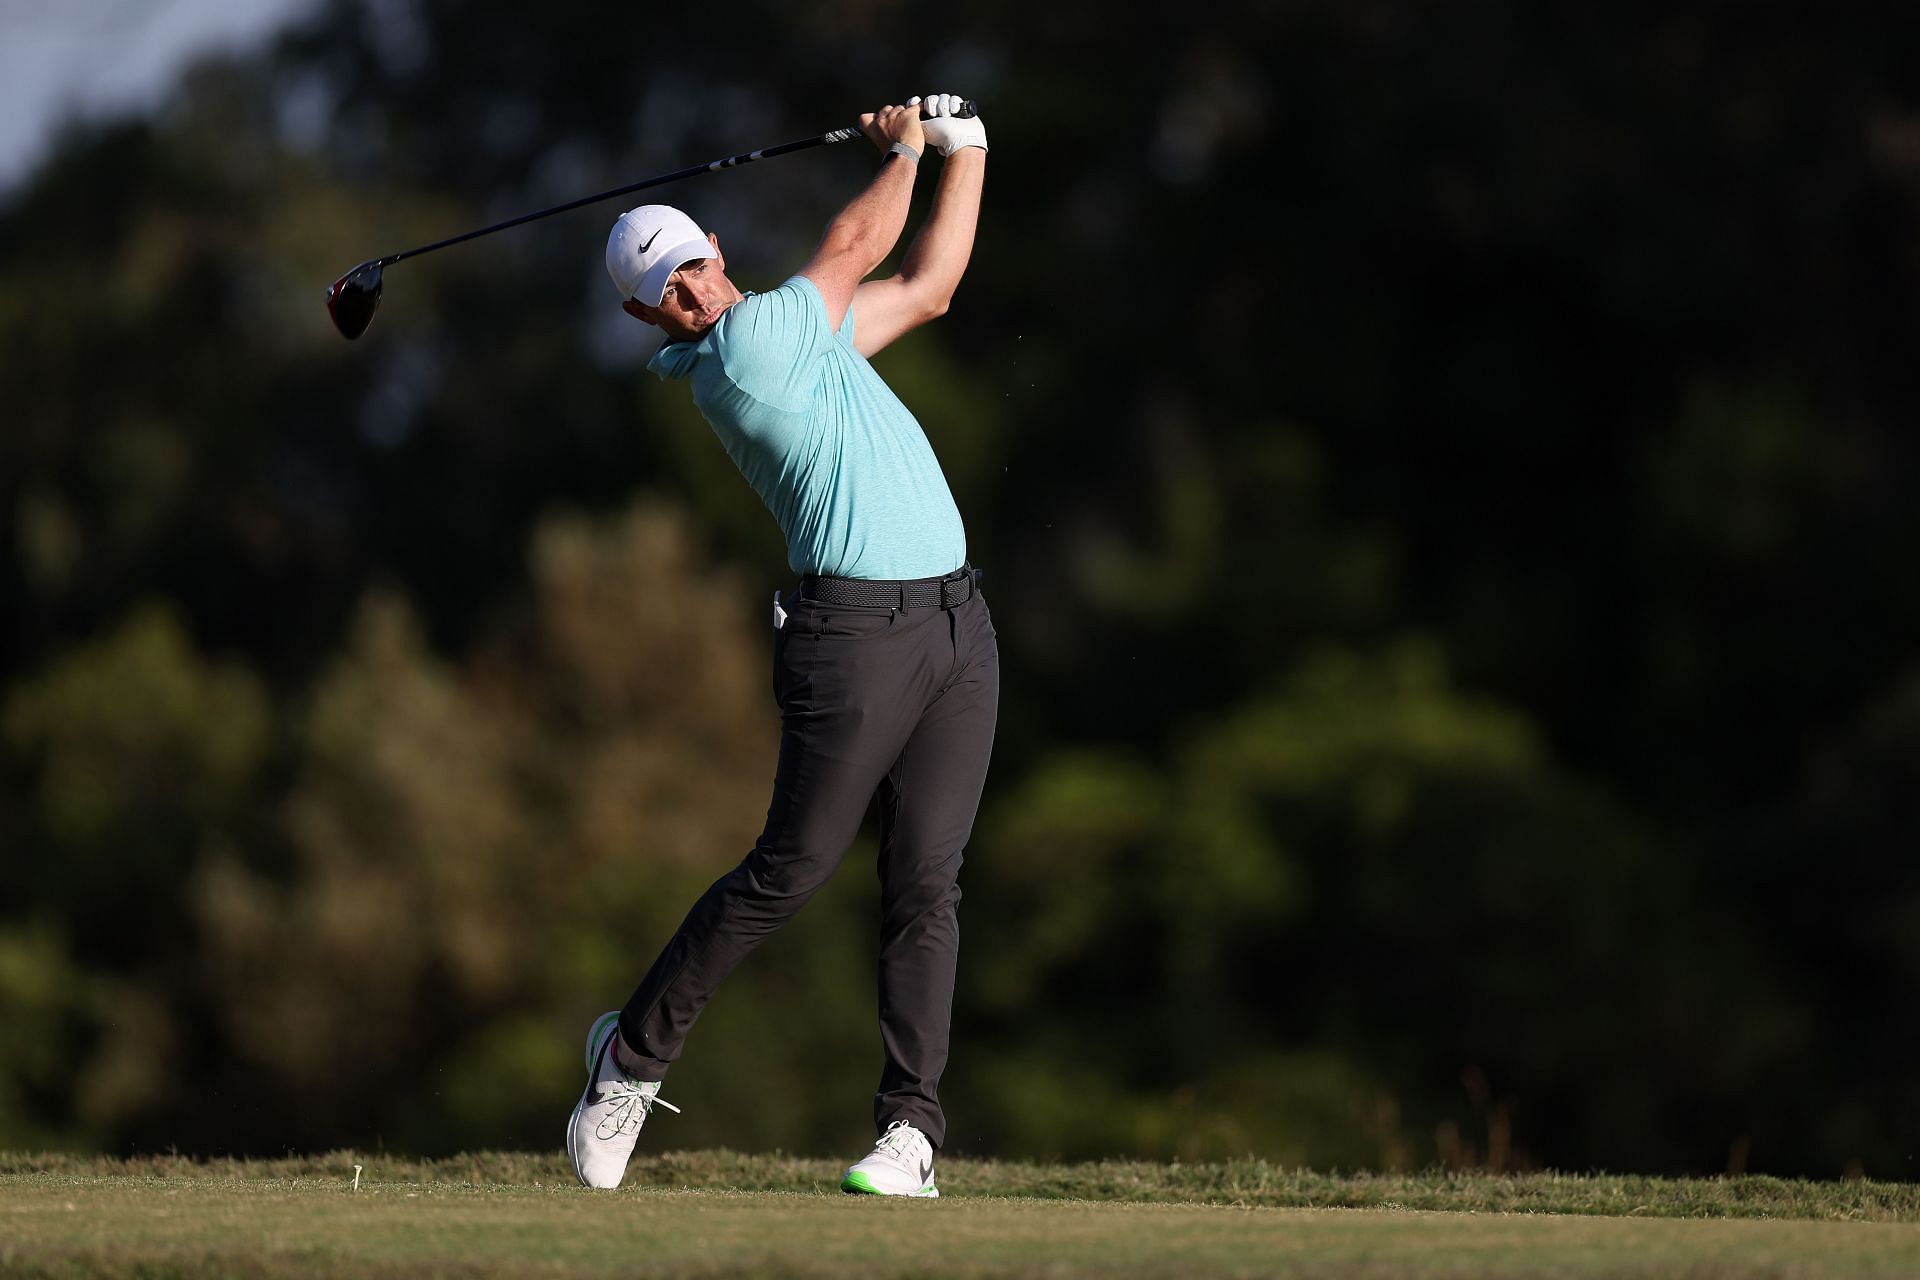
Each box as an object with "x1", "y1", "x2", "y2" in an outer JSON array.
[{"x1": 3, "y1": 1152, "x2": 1917, "y2": 1279}]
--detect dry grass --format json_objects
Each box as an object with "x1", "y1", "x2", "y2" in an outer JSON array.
[{"x1": 4, "y1": 1150, "x2": 1917, "y2": 1278}]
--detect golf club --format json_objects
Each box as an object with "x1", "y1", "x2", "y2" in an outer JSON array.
[{"x1": 326, "y1": 99, "x2": 978, "y2": 340}]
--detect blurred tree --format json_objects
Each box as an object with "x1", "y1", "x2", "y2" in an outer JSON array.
[{"x1": 3, "y1": 605, "x2": 271, "y2": 957}]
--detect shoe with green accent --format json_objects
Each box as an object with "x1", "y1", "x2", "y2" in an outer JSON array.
[
  {"x1": 841, "y1": 1120, "x2": 939, "y2": 1197},
  {"x1": 564, "y1": 1010, "x2": 680, "y2": 1189}
]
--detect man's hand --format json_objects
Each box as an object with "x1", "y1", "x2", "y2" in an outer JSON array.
[
  {"x1": 912, "y1": 94, "x2": 987, "y2": 156},
  {"x1": 859, "y1": 103, "x2": 927, "y2": 157}
]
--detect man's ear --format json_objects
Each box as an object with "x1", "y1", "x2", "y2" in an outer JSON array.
[{"x1": 622, "y1": 299, "x2": 656, "y2": 323}]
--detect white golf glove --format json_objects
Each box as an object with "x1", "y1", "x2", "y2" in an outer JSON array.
[{"x1": 911, "y1": 93, "x2": 987, "y2": 155}]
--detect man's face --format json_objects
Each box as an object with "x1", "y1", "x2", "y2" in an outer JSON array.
[{"x1": 623, "y1": 234, "x2": 742, "y2": 341}]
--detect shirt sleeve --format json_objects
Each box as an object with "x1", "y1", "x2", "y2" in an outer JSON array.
[{"x1": 710, "y1": 275, "x2": 836, "y2": 411}]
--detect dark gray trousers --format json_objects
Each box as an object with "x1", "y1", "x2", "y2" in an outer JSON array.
[{"x1": 618, "y1": 584, "x2": 998, "y2": 1149}]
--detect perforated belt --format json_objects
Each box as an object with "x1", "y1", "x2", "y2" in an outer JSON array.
[{"x1": 800, "y1": 564, "x2": 979, "y2": 610}]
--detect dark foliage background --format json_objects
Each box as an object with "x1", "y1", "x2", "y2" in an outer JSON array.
[{"x1": 4, "y1": 0, "x2": 1918, "y2": 1179}]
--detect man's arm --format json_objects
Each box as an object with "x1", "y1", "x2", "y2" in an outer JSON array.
[
  {"x1": 799, "y1": 103, "x2": 925, "y2": 332},
  {"x1": 849, "y1": 146, "x2": 985, "y2": 358}
]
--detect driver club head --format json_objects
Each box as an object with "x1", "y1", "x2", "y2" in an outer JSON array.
[{"x1": 326, "y1": 261, "x2": 385, "y2": 340}]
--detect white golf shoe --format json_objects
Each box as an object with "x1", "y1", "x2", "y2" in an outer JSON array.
[
  {"x1": 565, "y1": 1010, "x2": 679, "y2": 1189},
  {"x1": 841, "y1": 1120, "x2": 939, "y2": 1197}
]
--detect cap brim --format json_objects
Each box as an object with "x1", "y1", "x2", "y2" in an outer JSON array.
[{"x1": 636, "y1": 240, "x2": 719, "y2": 306}]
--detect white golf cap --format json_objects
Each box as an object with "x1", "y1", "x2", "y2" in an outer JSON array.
[{"x1": 606, "y1": 204, "x2": 718, "y2": 306}]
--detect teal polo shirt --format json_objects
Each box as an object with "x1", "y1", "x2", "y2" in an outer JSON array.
[{"x1": 647, "y1": 275, "x2": 967, "y2": 581}]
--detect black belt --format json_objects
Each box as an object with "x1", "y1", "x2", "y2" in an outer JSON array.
[{"x1": 800, "y1": 564, "x2": 979, "y2": 610}]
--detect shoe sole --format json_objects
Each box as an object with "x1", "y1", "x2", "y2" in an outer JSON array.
[
  {"x1": 841, "y1": 1170, "x2": 939, "y2": 1198},
  {"x1": 565, "y1": 1011, "x2": 623, "y2": 1188}
]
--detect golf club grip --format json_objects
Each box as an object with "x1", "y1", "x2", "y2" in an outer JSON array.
[{"x1": 822, "y1": 99, "x2": 980, "y2": 145}]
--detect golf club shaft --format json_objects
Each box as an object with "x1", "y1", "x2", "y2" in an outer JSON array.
[{"x1": 375, "y1": 102, "x2": 977, "y2": 269}]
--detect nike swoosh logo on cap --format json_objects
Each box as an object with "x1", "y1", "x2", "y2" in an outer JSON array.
[{"x1": 638, "y1": 228, "x2": 662, "y2": 253}]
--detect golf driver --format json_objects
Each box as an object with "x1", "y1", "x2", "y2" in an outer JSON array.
[{"x1": 326, "y1": 99, "x2": 978, "y2": 340}]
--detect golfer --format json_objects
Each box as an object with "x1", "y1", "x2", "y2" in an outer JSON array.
[{"x1": 566, "y1": 94, "x2": 993, "y2": 1198}]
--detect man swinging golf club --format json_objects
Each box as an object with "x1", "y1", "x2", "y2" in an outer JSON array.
[{"x1": 566, "y1": 93, "x2": 994, "y2": 1198}]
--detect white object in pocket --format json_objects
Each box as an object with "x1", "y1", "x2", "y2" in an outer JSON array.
[{"x1": 773, "y1": 590, "x2": 788, "y2": 631}]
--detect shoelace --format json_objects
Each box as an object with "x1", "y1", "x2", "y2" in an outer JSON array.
[
  {"x1": 872, "y1": 1121, "x2": 925, "y2": 1165},
  {"x1": 598, "y1": 1077, "x2": 683, "y2": 1138}
]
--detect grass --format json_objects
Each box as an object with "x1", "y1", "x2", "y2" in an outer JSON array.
[{"x1": 3, "y1": 1150, "x2": 1918, "y2": 1278}]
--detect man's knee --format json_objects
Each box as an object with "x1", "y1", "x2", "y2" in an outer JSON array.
[
  {"x1": 880, "y1": 846, "x2": 964, "y2": 922},
  {"x1": 729, "y1": 837, "x2": 844, "y2": 905}
]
